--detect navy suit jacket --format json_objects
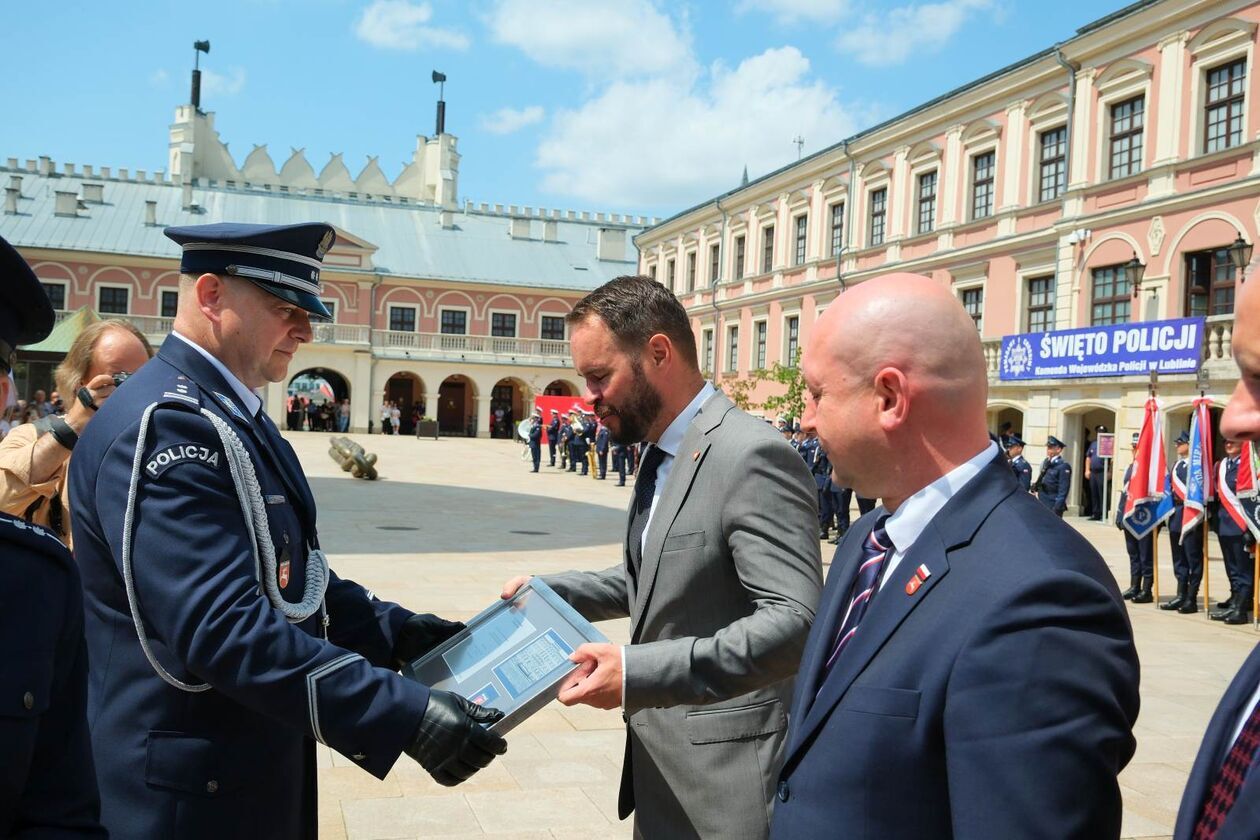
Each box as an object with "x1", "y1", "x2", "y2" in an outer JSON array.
[
  {"x1": 770, "y1": 455, "x2": 1139, "y2": 839},
  {"x1": 1175, "y1": 644, "x2": 1260, "y2": 839}
]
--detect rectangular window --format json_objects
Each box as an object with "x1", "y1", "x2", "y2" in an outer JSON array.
[
  {"x1": 726, "y1": 325, "x2": 739, "y2": 372},
  {"x1": 829, "y1": 202, "x2": 845, "y2": 256},
  {"x1": 41, "y1": 282, "x2": 66, "y2": 310},
  {"x1": 491, "y1": 312, "x2": 517, "y2": 337},
  {"x1": 98, "y1": 287, "x2": 129, "y2": 314},
  {"x1": 971, "y1": 152, "x2": 995, "y2": 219},
  {"x1": 869, "y1": 188, "x2": 887, "y2": 246},
  {"x1": 702, "y1": 329, "x2": 714, "y2": 374},
  {"x1": 320, "y1": 300, "x2": 337, "y2": 322},
  {"x1": 961, "y1": 288, "x2": 983, "y2": 331},
  {"x1": 917, "y1": 171, "x2": 937, "y2": 235},
  {"x1": 1025, "y1": 275, "x2": 1055, "y2": 333},
  {"x1": 666, "y1": 259, "x2": 675, "y2": 293},
  {"x1": 1038, "y1": 128, "x2": 1067, "y2": 202},
  {"x1": 762, "y1": 224, "x2": 775, "y2": 273},
  {"x1": 794, "y1": 215, "x2": 807, "y2": 266},
  {"x1": 1186, "y1": 248, "x2": 1238, "y2": 318},
  {"x1": 1109, "y1": 96, "x2": 1145, "y2": 179},
  {"x1": 785, "y1": 316, "x2": 800, "y2": 366},
  {"x1": 709, "y1": 243, "x2": 720, "y2": 285},
  {"x1": 389, "y1": 306, "x2": 416, "y2": 332},
  {"x1": 1090, "y1": 265, "x2": 1131, "y2": 326},
  {"x1": 160, "y1": 290, "x2": 179, "y2": 318},
  {"x1": 1205, "y1": 59, "x2": 1247, "y2": 154},
  {"x1": 649, "y1": 264, "x2": 657, "y2": 282},
  {"x1": 686, "y1": 251, "x2": 696, "y2": 292},
  {"x1": 439, "y1": 309, "x2": 466, "y2": 334},
  {"x1": 540, "y1": 315, "x2": 565, "y2": 341},
  {"x1": 755, "y1": 321, "x2": 768, "y2": 369},
  {"x1": 734, "y1": 235, "x2": 746, "y2": 281}
]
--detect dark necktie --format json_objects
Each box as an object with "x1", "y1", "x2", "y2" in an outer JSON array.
[
  {"x1": 626, "y1": 444, "x2": 667, "y2": 584},
  {"x1": 821, "y1": 514, "x2": 894, "y2": 680},
  {"x1": 1193, "y1": 699, "x2": 1260, "y2": 839}
]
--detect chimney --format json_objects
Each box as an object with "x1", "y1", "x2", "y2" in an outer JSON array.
[
  {"x1": 596, "y1": 227, "x2": 626, "y2": 261},
  {"x1": 145, "y1": 200, "x2": 158, "y2": 226},
  {"x1": 543, "y1": 220, "x2": 558, "y2": 242},
  {"x1": 182, "y1": 181, "x2": 194, "y2": 209},
  {"x1": 4, "y1": 189, "x2": 18, "y2": 215},
  {"x1": 54, "y1": 190, "x2": 80, "y2": 218},
  {"x1": 509, "y1": 217, "x2": 531, "y2": 240},
  {"x1": 38, "y1": 156, "x2": 53, "y2": 176},
  {"x1": 439, "y1": 209, "x2": 455, "y2": 229},
  {"x1": 81, "y1": 182, "x2": 105, "y2": 204},
  {"x1": 8, "y1": 175, "x2": 22, "y2": 194}
]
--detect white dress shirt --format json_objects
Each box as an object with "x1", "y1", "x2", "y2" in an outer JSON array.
[
  {"x1": 877, "y1": 441, "x2": 1000, "y2": 589},
  {"x1": 170, "y1": 331, "x2": 262, "y2": 417},
  {"x1": 622, "y1": 381, "x2": 715, "y2": 706}
]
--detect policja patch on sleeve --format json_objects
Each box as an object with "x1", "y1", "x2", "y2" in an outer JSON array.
[{"x1": 144, "y1": 442, "x2": 223, "y2": 480}]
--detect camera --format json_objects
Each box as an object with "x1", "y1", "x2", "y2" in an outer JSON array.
[{"x1": 112, "y1": 371, "x2": 131, "y2": 387}]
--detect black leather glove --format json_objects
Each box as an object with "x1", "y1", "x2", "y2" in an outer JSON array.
[
  {"x1": 405, "y1": 690, "x2": 507, "y2": 786},
  {"x1": 392, "y1": 614, "x2": 465, "y2": 670}
]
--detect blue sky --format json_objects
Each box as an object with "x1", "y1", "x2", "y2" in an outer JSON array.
[{"x1": 2, "y1": 0, "x2": 1128, "y2": 218}]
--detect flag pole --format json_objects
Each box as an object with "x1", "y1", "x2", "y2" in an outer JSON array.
[
  {"x1": 1150, "y1": 373, "x2": 1160, "y2": 605},
  {"x1": 1201, "y1": 391, "x2": 1211, "y2": 618},
  {"x1": 1254, "y1": 542, "x2": 1258, "y2": 630}
]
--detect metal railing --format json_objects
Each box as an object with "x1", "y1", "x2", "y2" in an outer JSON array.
[
  {"x1": 370, "y1": 330, "x2": 571, "y2": 365},
  {"x1": 983, "y1": 314, "x2": 1236, "y2": 379}
]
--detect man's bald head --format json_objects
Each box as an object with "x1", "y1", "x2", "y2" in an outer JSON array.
[{"x1": 801, "y1": 272, "x2": 992, "y2": 510}]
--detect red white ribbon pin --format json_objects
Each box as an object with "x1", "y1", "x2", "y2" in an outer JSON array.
[{"x1": 905, "y1": 563, "x2": 931, "y2": 595}]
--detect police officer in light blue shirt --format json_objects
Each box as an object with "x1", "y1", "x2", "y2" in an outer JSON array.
[
  {"x1": 1036, "y1": 435, "x2": 1072, "y2": 517},
  {"x1": 0, "y1": 234, "x2": 105, "y2": 837},
  {"x1": 68, "y1": 222, "x2": 507, "y2": 839}
]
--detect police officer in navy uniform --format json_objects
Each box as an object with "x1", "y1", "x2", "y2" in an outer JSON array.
[
  {"x1": 570, "y1": 407, "x2": 590, "y2": 475},
  {"x1": 558, "y1": 411, "x2": 573, "y2": 470},
  {"x1": 1115, "y1": 433, "x2": 1155, "y2": 603},
  {"x1": 610, "y1": 438, "x2": 627, "y2": 486},
  {"x1": 595, "y1": 420, "x2": 610, "y2": 479},
  {"x1": 546, "y1": 408, "x2": 561, "y2": 466},
  {"x1": 1007, "y1": 434, "x2": 1032, "y2": 492},
  {"x1": 0, "y1": 235, "x2": 106, "y2": 837},
  {"x1": 1211, "y1": 439, "x2": 1254, "y2": 625},
  {"x1": 1036, "y1": 435, "x2": 1072, "y2": 516},
  {"x1": 1085, "y1": 424, "x2": 1108, "y2": 520},
  {"x1": 1164, "y1": 430, "x2": 1204, "y2": 614},
  {"x1": 68, "y1": 223, "x2": 506, "y2": 838},
  {"x1": 527, "y1": 408, "x2": 543, "y2": 472}
]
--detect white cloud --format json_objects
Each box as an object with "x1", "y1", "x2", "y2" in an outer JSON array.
[
  {"x1": 484, "y1": 0, "x2": 694, "y2": 81},
  {"x1": 736, "y1": 0, "x2": 852, "y2": 24},
  {"x1": 201, "y1": 67, "x2": 247, "y2": 97},
  {"x1": 149, "y1": 68, "x2": 171, "y2": 89},
  {"x1": 355, "y1": 0, "x2": 470, "y2": 51},
  {"x1": 536, "y1": 47, "x2": 861, "y2": 208},
  {"x1": 480, "y1": 105, "x2": 545, "y2": 135},
  {"x1": 836, "y1": 0, "x2": 995, "y2": 66}
]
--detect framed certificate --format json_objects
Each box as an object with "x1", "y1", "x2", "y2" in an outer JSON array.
[{"x1": 402, "y1": 578, "x2": 608, "y2": 733}]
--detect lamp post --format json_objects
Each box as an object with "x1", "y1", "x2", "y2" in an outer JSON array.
[
  {"x1": 1125, "y1": 251, "x2": 1147, "y2": 297},
  {"x1": 1229, "y1": 232, "x2": 1254, "y2": 274}
]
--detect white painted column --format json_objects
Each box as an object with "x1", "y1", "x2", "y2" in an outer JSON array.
[
  {"x1": 1154, "y1": 31, "x2": 1189, "y2": 167},
  {"x1": 939, "y1": 125, "x2": 964, "y2": 226},
  {"x1": 351, "y1": 349, "x2": 372, "y2": 432},
  {"x1": 1000, "y1": 100, "x2": 1028, "y2": 212},
  {"x1": 476, "y1": 395, "x2": 493, "y2": 439},
  {"x1": 809, "y1": 179, "x2": 825, "y2": 261},
  {"x1": 776, "y1": 193, "x2": 790, "y2": 271},
  {"x1": 889, "y1": 146, "x2": 910, "y2": 240},
  {"x1": 1068, "y1": 68, "x2": 1097, "y2": 191}
]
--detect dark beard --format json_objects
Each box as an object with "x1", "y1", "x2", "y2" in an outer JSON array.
[{"x1": 603, "y1": 359, "x2": 662, "y2": 445}]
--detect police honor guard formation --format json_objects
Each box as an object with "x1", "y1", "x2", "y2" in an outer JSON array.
[
  {"x1": 0, "y1": 234, "x2": 106, "y2": 836},
  {"x1": 67, "y1": 223, "x2": 507, "y2": 837},
  {"x1": 1164, "y1": 430, "x2": 1204, "y2": 614},
  {"x1": 1116, "y1": 433, "x2": 1155, "y2": 604},
  {"x1": 527, "y1": 407, "x2": 542, "y2": 472},
  {"x1": 1034, "y1": 435, "x2": 1071, "y2": 516},
  {"x1": 1211, "y1": 440, "x2": 1254, "y2": 625}
]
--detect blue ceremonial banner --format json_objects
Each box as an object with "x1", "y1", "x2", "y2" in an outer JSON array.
[{"x1": 998, "y1": 317, "x2": 1205, "y2": 381}]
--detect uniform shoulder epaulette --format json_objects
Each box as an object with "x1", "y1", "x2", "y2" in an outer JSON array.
[
  {"x1": 0, "y1": 510, "x2": 72, "y2": 566},
  {"x1": 153, "y1": 374, "x2": 205, "y2": 412}
]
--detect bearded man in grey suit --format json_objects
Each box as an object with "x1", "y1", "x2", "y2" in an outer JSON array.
[{"x1": 502, "y1": 275, "x2": 822, "y2": 839}]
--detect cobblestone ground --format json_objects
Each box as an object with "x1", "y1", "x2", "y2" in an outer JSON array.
[{"x1": 290, "y1": 431, "x2": 1259, "y2": 840}]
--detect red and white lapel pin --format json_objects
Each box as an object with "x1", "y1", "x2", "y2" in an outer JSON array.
[{"x1": 905, "y1": 564, "x2": 931, "y2": 595}]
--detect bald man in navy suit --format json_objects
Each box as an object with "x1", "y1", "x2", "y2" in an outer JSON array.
[{"x1": 770, "y1": 273, "x2": 1139, "y2": 839}]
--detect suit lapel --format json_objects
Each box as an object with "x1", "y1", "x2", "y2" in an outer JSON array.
[
  {"x1": 790, "y1": 527, "x2": 951, "y2": 759},
  {"x1": 631, "y1": 422, "x2": 711, "y2": 637}
]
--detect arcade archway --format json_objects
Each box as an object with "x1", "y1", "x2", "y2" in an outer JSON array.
[
  {"x1": 438, "y1": 375, "x2": 478, "y2": 436},
  {"x1": 490, "y1": 377, "x2": 527, "y2": 439},
  {"x1": 544, "y1": 379, "x2": 577, "y2": 397},
  {"x1": 287, "y1": 367, "x2": 350, "y2": 432},
  {"x1": 1062, "y1": 404, "x2": 1118, "y2": 519},
  {"x1": 384, "y1": 371, "x2": 426, "y2": 435}
]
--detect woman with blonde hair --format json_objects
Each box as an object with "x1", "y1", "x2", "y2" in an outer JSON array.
[{"x1": 0, "y1": 319, "x2": 152, "y2": 545}]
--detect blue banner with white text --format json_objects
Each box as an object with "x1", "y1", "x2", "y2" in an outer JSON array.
[{"x1": 998, "y1": 317, "x2": 1205, "y2": 381}]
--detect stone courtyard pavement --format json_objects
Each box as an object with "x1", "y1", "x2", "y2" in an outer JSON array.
[{"x1": 290, "y1": 431, "x2": 1260, "y2": 840}]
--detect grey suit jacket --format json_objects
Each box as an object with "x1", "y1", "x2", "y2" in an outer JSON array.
[{"x1": 542, "y1": 391, "x2": 822, "y2": 839}]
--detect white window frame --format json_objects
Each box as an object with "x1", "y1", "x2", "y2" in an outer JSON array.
[
  {"x1": 792, "y1": 213, "x2": 808, "y2": 266},
  {"x1": 954, "y1": 277, "x2": 987, "y2": 334},
  {"x1": 1092, "y1": 62, "x2": 1152, "y2": 182},
  {"x1": 752, "y1": 317, "x2": 769, "y2": 369},
  {"x1": 539, "y1": 313, "x2": 567, "y2": 341},
  {"x1": 1188, "y1": 21, "x2": 1255, "y2": 159},
  {"x1": 96, "y1": 282, "x2": 132, "y2": 315},
  {"x1": 725, "y1": 323, "x2": 740, "y2": 373},
  {"x1": 437, "y1": 305, "x2": 470, "y2": 335},
  {"x1": 319, "y1": 297, "x2": 338, "y2": 322},
  {"x1": 866, "y1": 181, "x2": 890, "y2": 248},
  {"x1": 701, "y1": 327, "x2": 715, "y2": 376},
  {"x1": 488, "y1": 308, "x2": 520, "y2": 338},
  {"x1": 39, "y1": 279, "x2": 69, "y2": 311},
  {"x1": 781, "y1": 309, "x2": 802, "y2": 366},
  {"x1": 388, "y1": 302, "x2": 420, "y2": 333},
  {"x1": 159, "y1": 288, "x2": 181, "y2": 319}
]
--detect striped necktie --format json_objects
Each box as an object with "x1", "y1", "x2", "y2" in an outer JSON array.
[
  {"x1": 1193, "y1": 698, "x2": 1260, "y2": 839},
  {"x1": 822, "y1": 514, "x2": 894, "y2": 679}
]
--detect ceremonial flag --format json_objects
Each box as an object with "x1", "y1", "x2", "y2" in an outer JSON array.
[
  {"x1": 1180, "y1": 397, "x2": 1214, "y2": 536},
  {"x1": 1231, "y1": 440, "x2": 1260, "y2": 538},
  {"x1": 1123, "y1": 396, "x2": 1174, "y2": 538}
]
